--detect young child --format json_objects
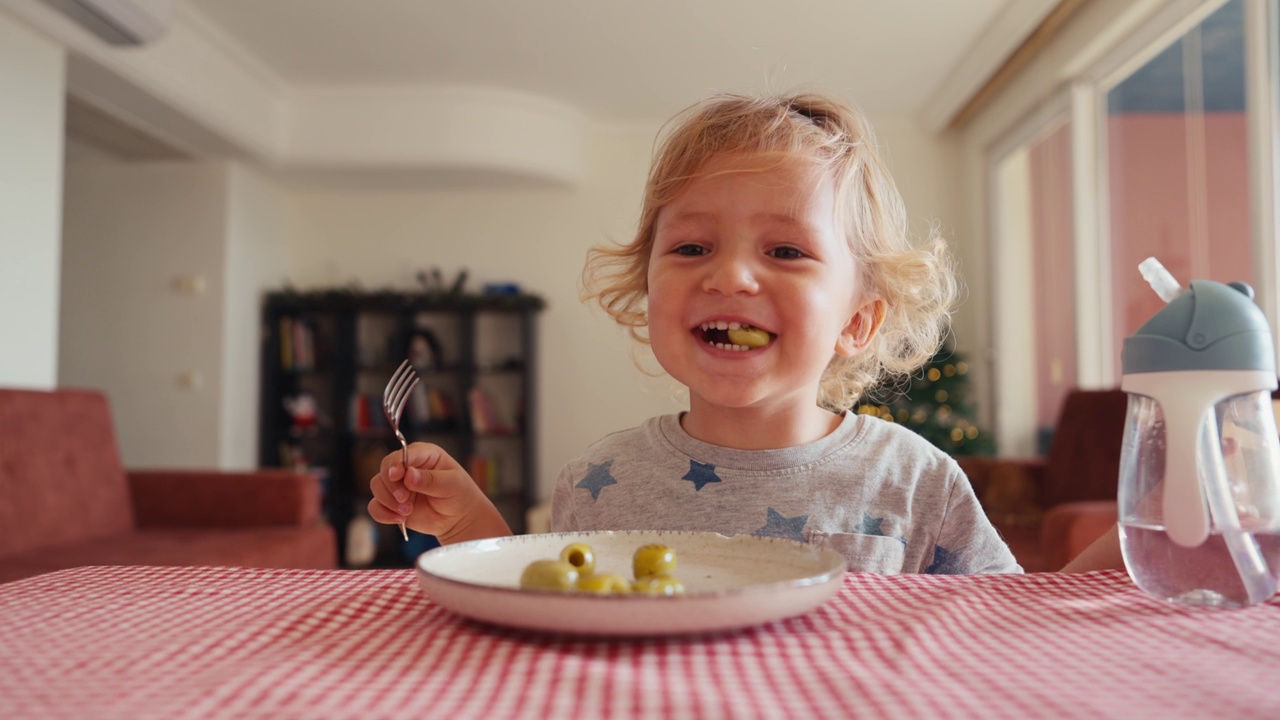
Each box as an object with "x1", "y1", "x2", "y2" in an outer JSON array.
[{"x1": 370, "y1": 90, "x2": 1021, "y2": 574}]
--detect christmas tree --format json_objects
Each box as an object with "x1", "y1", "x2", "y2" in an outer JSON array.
[{"x1": 853, "y1": 344, "x2": 995, "y2": 456}]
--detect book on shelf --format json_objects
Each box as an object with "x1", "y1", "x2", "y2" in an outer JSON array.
[
  {"x1": 279, "y1": 317, "x2": 316, "y2": 370},
  {"x1": 349, "y1": 385, "x2": 454, "y2": 432},
  {"x1": 467, "y1": 454, "x2": 499, "y2": 496},
  {"x1": 408, "y1": 385, "x2": 454, "y2": 429},
  {"x1": 425, "y1": 386, "x2": 453, "y2": 424},
  {"x1": 467, "y1": 386, "x2": 511, "y2": 434},
  {"x1": 347, "y1": 394, "x2": 376, "y2": 432}
]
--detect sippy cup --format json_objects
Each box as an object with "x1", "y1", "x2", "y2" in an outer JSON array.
[{"x1": 1118, "y1": 258, "x2": 1280, "y2": 608}]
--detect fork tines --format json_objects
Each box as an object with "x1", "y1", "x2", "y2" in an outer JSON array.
[{"x1": 384, "y1": 359, "x2": 419, "y2": 419}]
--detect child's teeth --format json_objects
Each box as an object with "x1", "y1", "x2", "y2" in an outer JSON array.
[{"x1": 699, "y1": 321, "x2": 770, "y2": 350}]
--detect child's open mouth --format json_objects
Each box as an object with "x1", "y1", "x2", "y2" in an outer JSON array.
[{"x1": 697, "y1": 321, "x2": 774, "y2": 351}]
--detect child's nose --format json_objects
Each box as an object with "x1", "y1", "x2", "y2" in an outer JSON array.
[{"x1": 702, "y1": 252, "x2": 760, "y2": 295}]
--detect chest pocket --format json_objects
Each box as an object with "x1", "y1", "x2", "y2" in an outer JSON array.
[{"x1": 808, "y1": 532, "x2": 906, "y2": 575}]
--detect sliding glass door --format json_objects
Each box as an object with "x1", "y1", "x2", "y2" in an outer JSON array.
[
  {"x1": 984, "y1": 0, "x2": 1280, "y2": 455},
  {"x1": 1103, "y1": 0, "x2": 1253, "y2": 378}
]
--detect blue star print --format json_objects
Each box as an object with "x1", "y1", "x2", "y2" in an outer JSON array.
[
  {"x1": 855, "y1": 513, "x2": 886, "y2": 536},
  {"x1": 926, "y1": 544, "x2": 965, "y2": 574},
  {"x1": 682, "y1": 460, "x2": 721, "y2": 491},
  {"x1": 753, "y1": 508, "x2": 809, "y2": 542},
  {"x1": 575, "y1": 460, "x2": 617, "y2": 501},
  {"x1": 855, "y1": 513, "x2": 907, "y2": 546}
]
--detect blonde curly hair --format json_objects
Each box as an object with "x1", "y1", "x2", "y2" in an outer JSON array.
[{"x1": 581, "y1": 91, "x2": 957, "y2": 411}]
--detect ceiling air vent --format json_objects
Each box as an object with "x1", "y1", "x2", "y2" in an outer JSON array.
[{"x1": 41, "y1": 0, "x2": 178, "y2": 45}]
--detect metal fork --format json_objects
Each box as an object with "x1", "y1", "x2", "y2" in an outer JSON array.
[{"x1": 383, "y1": 359, "x2": 420, "y2": 541}]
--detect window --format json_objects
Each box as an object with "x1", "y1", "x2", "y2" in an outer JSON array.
[
  {"x1": 980, "y1": 0, "x2": 1280, "y2": 454},
  {"x1": 1103, "y1": 0, "x2": 1252, "y2": 377}
]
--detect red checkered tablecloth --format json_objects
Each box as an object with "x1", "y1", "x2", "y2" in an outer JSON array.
[{"x1": 0, "y1": 565, "x2": 1276, "y2": 719}]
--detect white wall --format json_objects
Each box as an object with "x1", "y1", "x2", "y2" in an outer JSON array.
[
  {"x1": 60, "y1": 162, "x2": 230, "y2": 467},
  {"x1": 0, "y1": 12, "x2": 64, "y2": 389},
  {"x1": 60, "y1": 159, "x2": 291, "y2": 469},
  {"x1": 221, "y1": 164, "x2": 291, "y2": 468},
  {"x1": 874, "y1": 116, "x2": 969, "y2": 334}
]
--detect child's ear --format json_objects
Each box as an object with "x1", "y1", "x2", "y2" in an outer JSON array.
[{"x1": 835, "y1": 298, "x2": 885, "y2": 357}]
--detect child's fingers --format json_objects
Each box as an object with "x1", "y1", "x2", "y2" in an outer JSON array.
[
  {"x1": 402, "y1": 463, "x2": 475, "y2": 501},
  {"x1": 380, "y1": 442, "x2": 453, "y2": 478},
  {"x1": 367, "y1": 495, "x2": 401, "y2": 526},
  {"x1": 368, "y1": 495, "x2": 416, "y2": 528},
  {"x1": 405, "y1": 442, "x2": 466, "y2": 473},
  {"x1": 383, "y1": 444, "x2": 468, "y2": 496},
  {"x1": 377, "y1": 465, "x2": 410, "y2": 504},
  {"x1": 374, "y1": 442, "x2": 477, "y2": 521},
  {"x1": 369, "y1": 472, "x2": 412, "y2": 518},
  {"x1": 379, "y1": 451, "x2": 417, "y2": 503}
]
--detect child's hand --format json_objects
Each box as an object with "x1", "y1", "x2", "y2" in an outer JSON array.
[{"x1": 368, "y1": 442, "x2": 512, "y2": 544}]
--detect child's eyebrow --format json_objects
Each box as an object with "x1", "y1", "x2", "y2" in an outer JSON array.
[
  {"x1": 659, "y1": 211, "x2": 712, "y2": 225},
  {"x1": 662, "y1": 211, "x2": 807, "y2": 226},
  {"x1": 656, "y1": 211, "x2": 814, "y2": 238},
  {"x1": 752, "y1": 212, "x2": 808, "y2": 228}
]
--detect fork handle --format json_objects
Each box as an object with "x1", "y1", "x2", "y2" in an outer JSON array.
[{"x1": 398, "y1": 442, "x2": 411, "y2": 541}]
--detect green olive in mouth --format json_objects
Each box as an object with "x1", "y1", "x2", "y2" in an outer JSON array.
[{"x1": 727, "y1": 327, "x2": 770, "y2": 347}]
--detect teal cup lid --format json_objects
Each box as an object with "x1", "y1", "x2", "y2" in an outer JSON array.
[{"x1": 1122, "y1": 280, "x2": 1275, "y2": 374}]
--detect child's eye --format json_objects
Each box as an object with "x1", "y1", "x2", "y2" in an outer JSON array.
[
  {"x1": 769, "y1": 246, "x2": 805, "y2": 260},
  {"x1": 674, "y1": 244, "x2": 708, "y2": 257}
]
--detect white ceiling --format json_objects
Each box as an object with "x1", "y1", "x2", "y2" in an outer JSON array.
[
  {"x1": 9, "y1": 0, "x2": 1064, "y2": 181},
  {"x1": 183, "y1": 0, "x2": 1043, "y2": 125}
]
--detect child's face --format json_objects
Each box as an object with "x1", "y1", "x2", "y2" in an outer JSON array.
[{"x1": 646, "y1": 154, "x2": 879, "y2": 415}]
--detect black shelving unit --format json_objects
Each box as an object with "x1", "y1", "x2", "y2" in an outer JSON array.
[{"x1": 259, "y1": 289, "x2": 543, "y2": 567}]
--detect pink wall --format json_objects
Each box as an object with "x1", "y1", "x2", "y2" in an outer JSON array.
[
  {"x1": 1107, "y1": 112, "x2": 1253, "y2": 375},
  {"x1": 1026, "y1": 113, "x2": 1250, "y2": 432}
]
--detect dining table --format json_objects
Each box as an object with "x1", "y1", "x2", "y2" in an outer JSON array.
[{"x1": 0, "y1": 564, "x2": 1276, "y2": 719}]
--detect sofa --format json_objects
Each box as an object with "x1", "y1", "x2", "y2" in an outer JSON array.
[
  {"x1": 962, "y1": 385, "x2": 1280, "y2": 571},
  {"x1": 958, "y1": 389, "x2": 1129, "y2": 572},
  {"x1": 0, "y1": 387, "x2": 338, "y2": 583}
]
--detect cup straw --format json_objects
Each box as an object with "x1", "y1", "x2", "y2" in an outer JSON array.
[{"x1": 1200, "y1": 411, "x2": 1275, "y2": 605}]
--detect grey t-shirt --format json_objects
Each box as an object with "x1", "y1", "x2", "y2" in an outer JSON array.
[{"x1": 551, "y1": 411, "x2": 1021, "y2": 574}]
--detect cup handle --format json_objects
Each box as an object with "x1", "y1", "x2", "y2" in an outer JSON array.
[
  {"x1": 1123, "y1": 369, "x2": 1277, "y2": 549},
  {"x1": 1161, "y1": 406, "x2": 1212, "y2": 547}
]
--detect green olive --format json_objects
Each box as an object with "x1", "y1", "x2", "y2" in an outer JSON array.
[
  {"x1": 727, "y1": 326, "x2": 770, "y2": 348},
  {"x1": 633, "y1": 543, "x2": 677, "y2": 579},
  {"x1": 519, "y1": 560, "x2": 579, "y2": 591},
  {"x1": 559, "y1": 542, "x2": 596, "y2": 575},
  {"x1": 575, "y1": 572, "x2": 631, "y2": 595},
  {"x1": 631, "y1": 575, "x2": 685, "y2": 596}
]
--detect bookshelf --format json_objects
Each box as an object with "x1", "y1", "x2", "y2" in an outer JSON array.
[{"x1": 259, "y1": 289, "x2": 544, "y2": 567}]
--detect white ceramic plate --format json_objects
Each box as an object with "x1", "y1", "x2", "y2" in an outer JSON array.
[{"x1": 415, "y1": 530, "x2": 848, "y2": 636}]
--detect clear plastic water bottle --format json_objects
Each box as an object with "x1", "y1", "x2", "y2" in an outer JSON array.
[{"x1": 1118, "y1": 258, "x2": 1280, "y2": 608}]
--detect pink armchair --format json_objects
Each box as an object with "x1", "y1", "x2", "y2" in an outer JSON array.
[
  {"x1": 0, "y1": 387, "x2": 338, "y2": 583},
  {"x1": 957, "y1": 389, "x2": 1128, "y2": 572}
]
